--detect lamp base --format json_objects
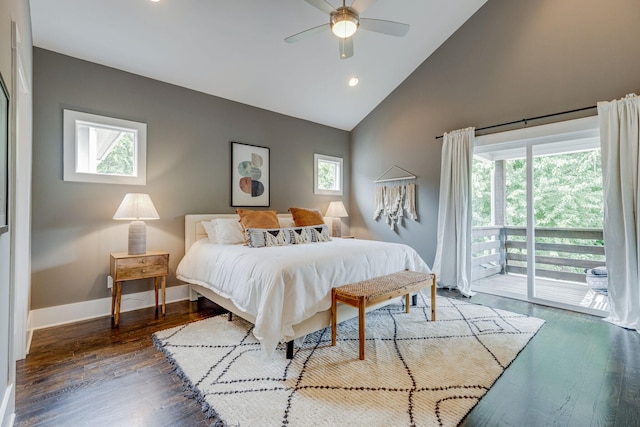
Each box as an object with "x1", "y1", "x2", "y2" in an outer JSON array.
[
  {"x1": 330, "y1": 217, "x2": 342, "y2": 238},
  {"x1": 128, "y1": 220, "x2": 147, "y2": 255}
]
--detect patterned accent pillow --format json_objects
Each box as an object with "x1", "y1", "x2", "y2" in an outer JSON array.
[{"x1": 246, "y1": 224, "x2": 331, "y2": 248}]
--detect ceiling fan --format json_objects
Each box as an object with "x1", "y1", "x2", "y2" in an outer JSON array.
[{"x1": 285, "y1": 0, "x2": 410, "y2": 59}]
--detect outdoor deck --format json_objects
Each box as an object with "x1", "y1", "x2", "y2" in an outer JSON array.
[
  {"x1": 472, "y1": 273, "x2": 609, "y2": 314},
  {"x1": 471, "y1": 225, "x2": 608, "y2": 315}
]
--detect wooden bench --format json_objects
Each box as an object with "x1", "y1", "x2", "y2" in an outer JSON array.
[{"x1": 331, "y1": 270, "x2": 436, "y2": 360}]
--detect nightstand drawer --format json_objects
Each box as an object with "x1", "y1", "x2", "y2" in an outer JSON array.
[
  {"x1": 114, "y1": 263, "x2": 168, "y2": 281},
  {"x1": 116, "y1": 254, "x2": 167, "y2": 269},
  {"x1": 111, "y1": 254, "x2": 169, "y2": 281}
]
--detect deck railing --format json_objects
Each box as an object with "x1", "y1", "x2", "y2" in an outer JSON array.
[{"x1": 471, "y1": 226, "x2": 605, "y2": 283}]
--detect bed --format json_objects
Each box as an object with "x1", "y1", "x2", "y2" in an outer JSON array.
[{"x1": 177, "y1": 214, "x2": 432, "y2": 358}]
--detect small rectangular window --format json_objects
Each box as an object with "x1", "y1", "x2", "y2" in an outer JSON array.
[
  {"x1": 63, "y1": 110, "x2": 146, "y2": 185},
  {"x1": 314, "y1": 153, "x2": 343, "y2": 195}
]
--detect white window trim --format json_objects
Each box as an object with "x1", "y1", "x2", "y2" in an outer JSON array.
[
  {"x1": 63, "y1": 109, "x2": 147, "y2": 185},
  {"x1": 474, "y1": 116, "x2": 599, "y2": 160},
  {"x1": 314, "y1": 153, "x2": 343, "y2": 195}
]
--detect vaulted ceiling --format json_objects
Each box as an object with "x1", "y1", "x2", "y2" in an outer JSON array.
[{"x1": 30, "y1": 0, "x2": 486, "y2": 130}]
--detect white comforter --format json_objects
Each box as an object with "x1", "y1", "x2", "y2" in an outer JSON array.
[{"x1": 176, "y1": 238, "x2": 431, "y2": 356}]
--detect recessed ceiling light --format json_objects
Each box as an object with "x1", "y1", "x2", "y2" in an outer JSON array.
[
  {"x1": 150, "y1": 0, "x2": 160, "y2": 2},
  {"x1": 348, "y1": 77, "x2": 359, "y2": 87}
]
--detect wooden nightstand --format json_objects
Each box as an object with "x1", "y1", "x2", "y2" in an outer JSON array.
[{"x1": 109, "y1": 251, "x2": 169, "y2": 326}]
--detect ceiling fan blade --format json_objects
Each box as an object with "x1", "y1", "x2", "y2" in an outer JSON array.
[
  {"x1": 359, "y1": 18, "x2": 410, "y2": 37},
  {"x1": 339, "y1": 37, "x2": 353, "y2": 59},
  {"x1": 284, "y1": 23, "x2": 329, "y2": 43},
  {"x1": 350, "y1": 0, "x2": 377, "y2": 13},
  {"x1": 304, "y1": 0, "x2": 336, "y2": 15}
]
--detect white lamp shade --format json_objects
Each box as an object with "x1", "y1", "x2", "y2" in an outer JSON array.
[
  {"x1": 325, "y1": 201, "x2": 348, "y2": 218},
  {"x1": 113, "y1": 193, "x2": 160, "y2": 220}
]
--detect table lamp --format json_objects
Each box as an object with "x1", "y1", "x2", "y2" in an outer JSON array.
[
  {"x1": 325, "y1": 201, "x2": 348, "y2": 237},
  {"x1": 113, "y1": 193, "x2": 160, "y2": 255}
]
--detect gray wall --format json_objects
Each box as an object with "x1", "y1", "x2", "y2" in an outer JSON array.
[
  {"x1": 350, "y1": 0, "x2": 640, "y2": 265},
  {"x1": 32, "y1": 48, "x2": 350, "y2": 309}
]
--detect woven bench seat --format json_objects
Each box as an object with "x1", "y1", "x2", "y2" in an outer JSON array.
[{"x1": 331, "y1": 270, "x2": 436, "y2": 360}]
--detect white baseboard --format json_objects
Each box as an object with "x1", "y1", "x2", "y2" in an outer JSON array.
[
  {"x1": 29, "y1": 285, "x2": 191, "y2": 331},
  {"x1": 0, "y1": 384, "x2": 14, "y2": 427},
  {"x1": 25, "y1": 311, "x2": 33, "y2": 356}
]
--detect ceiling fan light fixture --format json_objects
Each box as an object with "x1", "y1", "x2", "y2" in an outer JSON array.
[{"x1": 331, "y1": 8, "x2": 359, "y2": 39}]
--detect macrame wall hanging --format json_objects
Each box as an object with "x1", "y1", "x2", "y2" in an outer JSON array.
[{"x1": 373, "y1": 165, "x2": 418, "y2": 230}]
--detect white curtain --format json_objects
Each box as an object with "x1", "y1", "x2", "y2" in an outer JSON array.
[
  {"x1": 432, "y1": 127, "x2": 475, "y2": 297},
  {"x1": 598, "y1": 94, "x2": 640, "y2": 333}
]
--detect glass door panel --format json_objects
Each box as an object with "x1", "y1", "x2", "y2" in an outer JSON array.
[
  {"x1": 531, "y1": 147, "x2": 607, "y2": 311},
  {"x1": 471, "y1": 150, "x2": 529, "y2": 299}
]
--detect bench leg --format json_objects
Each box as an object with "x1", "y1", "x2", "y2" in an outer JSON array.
[
  {"x1": 411, "y1": 293, "x2": 418, "y2": 306},
  {"x1": 358, "y1": 298, "x2": 365, "y2": 360},
  {"x1": 331, "y1": 288, "x2": 337, "y2": 346},
  {"x1": 405, "y1": 294, "x2": 410, "y2": 313}
]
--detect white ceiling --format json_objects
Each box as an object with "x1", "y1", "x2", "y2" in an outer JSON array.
[{"x1": 30, "y1": 0, "x2": 486, "y2": 131}]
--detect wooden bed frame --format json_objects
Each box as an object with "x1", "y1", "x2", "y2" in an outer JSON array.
[{"x1": 183, "y1": 214, "x2": 418, "y2": 358}]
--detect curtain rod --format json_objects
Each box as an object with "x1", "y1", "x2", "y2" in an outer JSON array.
[{"x1": 434, "y1": 105, "x2": 597, "y2": 140}]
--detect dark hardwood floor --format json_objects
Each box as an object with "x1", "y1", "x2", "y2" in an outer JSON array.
[
  {"x1": 15, "y1": 291, "x2": 640, "y2": 426},
  {"x1": 15, "y1": 299, "x2": 225, "y2": 427},
  {"x1": 439, "y1": 290, "x2": 640, "y2": 427}
]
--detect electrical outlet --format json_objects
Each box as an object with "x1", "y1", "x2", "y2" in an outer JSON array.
[{"x1": 107, "y1": 275, "x2": 113, "y2": 289}]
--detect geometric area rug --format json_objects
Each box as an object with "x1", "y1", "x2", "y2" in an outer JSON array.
[{"x1": 153, "y1": 295, "x2": 544, "y2": 426}]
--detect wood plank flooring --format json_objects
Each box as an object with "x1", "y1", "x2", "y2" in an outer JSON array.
[
  {"x1": 441, "y1": 290, "x2": 640, "y2": 427},
  {"x1": 15, "y1": 292, "x2": 640, "y2": 426},
  {"x1": 15, "y1": 299, "x2": 225, "y2": 427}
]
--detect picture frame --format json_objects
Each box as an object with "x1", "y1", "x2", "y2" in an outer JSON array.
[
  {"x1": 0, "y1": 72, "x2": 9, "y2": 235},
  {"x1": 230, "y1": 141, "x2": 270, "y2": 207}
]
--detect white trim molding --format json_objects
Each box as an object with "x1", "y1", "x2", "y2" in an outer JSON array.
[
  {"x1": 314, "y1": 153, "x2": 344, "y2": 195},
  {"x1": 63, "y1": 109, "x2": 147, "y2": 185},
  {"x1": 0, "y1": 383, "x2": 14, "y2": 427},
  {"x1": 474, "y1": 115, "x2": 599, "y2": 161},
  {"x1": 29, "y1": 284, "x2": 191, "y2": 331}
]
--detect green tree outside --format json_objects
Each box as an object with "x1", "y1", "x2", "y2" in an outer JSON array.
[
  {"x1": 318, "y1": 160, "x2": 338, "y2": 190},
  {"x1": 472, "y1": 149, "x2": 605, "y2": 275},
  {"x1": 97, "y1": 132, "x2": 135, "y2": 176},
  {"x1": 473, "y1": 150, "x2": 603, "y2": 229}
]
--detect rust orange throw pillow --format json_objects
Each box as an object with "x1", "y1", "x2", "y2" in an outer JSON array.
[
  {"x1": 236, "y1": 209, "x2": 280, "y2": 230},
  {"x1": 289, "y1": 207, "x2": 325, "y2": 227}
]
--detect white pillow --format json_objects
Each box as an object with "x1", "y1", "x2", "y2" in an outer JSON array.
[
  {"x1": 278, "y1": 217, "x2": 296, "y2": 228},
  {"x1": 201, "y1": 220, "x2": 217, "y2": 242},
  {"x1": 201, "y1": 219, "x2": 245, "y2": 244},
  {"x1": 214, "y1": 218, "x2": 245, "y2": 245}
]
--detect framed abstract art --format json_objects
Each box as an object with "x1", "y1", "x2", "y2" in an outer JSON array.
[{"x1": 230, "y1": 141, "x2": 270, "y2": 207}]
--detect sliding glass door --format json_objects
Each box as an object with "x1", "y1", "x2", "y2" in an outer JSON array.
[{"x1": 471, "y1": 117, "x2": 608, "y2": 315}]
